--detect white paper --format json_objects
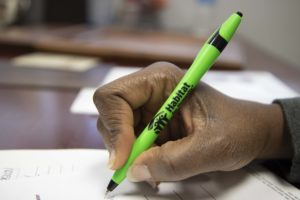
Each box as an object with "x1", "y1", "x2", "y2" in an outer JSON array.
[
  {"x1": 70, "y1": 67, "x2": 299, "y2": 115},
  {"x1": 201, "y1": 71, "x2": 299, "y2": 103},
  {"x1": 70, "y1": 88, "x2": 98, "y2": 115},
  {"x1": 12, "y1": 53, "x2": 100, "y2": 72},
  {"x1": 70, "y1": 66, "x2": 142, "y2": 114},
  {"x1": 0, "y1": 149, "x2": 299, "y2": 200}
]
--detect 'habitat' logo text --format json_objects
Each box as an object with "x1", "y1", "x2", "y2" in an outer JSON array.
[{"x1": 166, "y1": 82, "x2": 192, "y2": 113}]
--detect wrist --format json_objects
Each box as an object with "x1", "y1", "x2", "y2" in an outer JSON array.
[{"x1": 258, "y1": 104, "x2": 293, "y2": 159}]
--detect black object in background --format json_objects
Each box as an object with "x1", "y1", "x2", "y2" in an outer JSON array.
[
  {"x1": 44, "y1": 0, "x2": 86, "y2": 23},
  {"x1": 16, "y1": 0, "x2": 87, "y2": 25}
]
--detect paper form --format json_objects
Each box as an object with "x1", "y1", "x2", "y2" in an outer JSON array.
[
  {"x1": 0, "y1": 164, "x2": 76, "y2": 181},
  {"x1": 0, "y1": 150, "x2": 96, "y2": 181},
  {"x1": 70, "y1": 67, "x2": 299, "y2": 115},
  {"x1": 0, "y1": 149, "x2": 299, "y2": 200}
]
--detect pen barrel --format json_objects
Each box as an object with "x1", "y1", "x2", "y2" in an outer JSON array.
[{"x1": 111, "y1": 11, "x2": 242, "y2": 186}]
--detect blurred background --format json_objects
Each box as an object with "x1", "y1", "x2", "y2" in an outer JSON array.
[{"x1": 0, "y1": 0, "x2": 299, "y2": 68}]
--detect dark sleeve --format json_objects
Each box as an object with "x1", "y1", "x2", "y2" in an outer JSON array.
[{"x1": 274, "y1": 97, "x2": 300, "y2": 182}]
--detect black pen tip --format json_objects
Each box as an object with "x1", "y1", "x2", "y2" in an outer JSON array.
[
  {"x1": 236, "y1": 11, "x2": 243, "y2": 17},
  {"x1": 107, "y1": 179, "x2": 118, "y2": 192}
]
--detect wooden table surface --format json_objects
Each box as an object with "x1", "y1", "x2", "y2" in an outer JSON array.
[
  {"x1": 0, "y1": 86, "x2": 104, "y2": 149},
  {"x1": 0, "y1": 38, "x2": 299, "y2": 150},
  {"x1": 0, "y1": 25, "x2": 244, "y2": 69}
]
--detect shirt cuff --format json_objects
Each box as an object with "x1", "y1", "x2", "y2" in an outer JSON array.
[{"x1": 274, "y1": 97, "x2": 300, "y2": 182}]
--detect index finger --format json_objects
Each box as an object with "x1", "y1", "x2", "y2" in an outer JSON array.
[{"x1": 93, "y1": 62, "x2": 183, "y2": 169}]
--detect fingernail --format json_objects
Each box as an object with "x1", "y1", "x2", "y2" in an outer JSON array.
[
  {"x1": 127, "y1": 165, "x2": 152, "y2": 182},
  {"x1": 107, "y1": 150, "x2": 116, "y2": 169}
]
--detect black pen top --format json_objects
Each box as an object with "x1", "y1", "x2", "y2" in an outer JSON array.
[{"x1": 236, "y1": 11, "x2": 243, "y2": 17}]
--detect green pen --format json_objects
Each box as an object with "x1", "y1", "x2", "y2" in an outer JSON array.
[{"x1": 106, "y1": 11, "x2": 243, "y2": 194}]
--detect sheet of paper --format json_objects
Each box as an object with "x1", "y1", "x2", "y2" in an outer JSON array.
[
  {"x1": 70, "y1": 66, "x2": 142, "y2": 114},
  {"x1": 0, "y1": 150, "x2": 90, "y2": 181},
  {"x1": 201, "y1": 70, "x2": 299, "y2": 103},
  {"x1": 12, "y1": 52, "x2": 100, "y2": 72},
  {"x1": 70, "y1": 67, "x2": 299, "y2": 115},
  {"x1": 0, "y1": 149, "x2": 299, "y2": 200}
]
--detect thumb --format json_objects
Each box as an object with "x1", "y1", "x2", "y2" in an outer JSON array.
[{"x1": 127, "y1": 136, "x2": 195, "y2": 182}]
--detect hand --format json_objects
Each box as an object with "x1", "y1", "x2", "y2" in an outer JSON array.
[{"x1": 93, "y1": 62, "x2": 291, "y2": 183}]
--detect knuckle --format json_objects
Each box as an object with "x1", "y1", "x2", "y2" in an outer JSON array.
[
  {"x1": 96, "y1": 116, "x2": 121, "y2": 136},
  {"x1": 148, "y1": 147, "x2": 179, "y2": 181},
  {"x1": 94, "y1": 90, "x2": 123, "y2": 132},
  {"x1": 148, "y1": 61, "x2": 181, "y2": 74},
  {"x1": 150, "y1": 61, "x2": 174, "y2": 67},
  {"x1": 93, "y1": 88, "x2": 117, "y2": 115},
  {"x1": 103, "y1": 116, "x2": 122, "y2": 135},
  {"x1": 145, "y1": 62, "x2": 183, "y2": 91},
  {"x1": 93, "y1": 87, "x2": 107, "y2": 108},
  {"x1": 160, "y1": 152, "x2": 177, "y2": 174},
  {"x1": 96, "y1": 117, "x2": 104, "y2": 132}
]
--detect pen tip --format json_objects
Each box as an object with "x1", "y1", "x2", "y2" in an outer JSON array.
[{"x1": 104, "y1": 190, "x2": 110, "y2": 199}]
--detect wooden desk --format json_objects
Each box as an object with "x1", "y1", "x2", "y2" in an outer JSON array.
[
  {"x1": 0, "y1": 86, "x2": 104, "y2": 149},
  {"x1": 0, "y1": 25, "x2": 243, "y2": 69},
  {"x1": 0, "y1": 38, "x2": 299, "y2": 150}
]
